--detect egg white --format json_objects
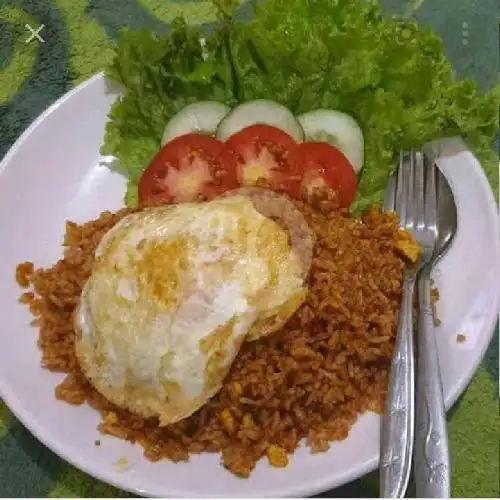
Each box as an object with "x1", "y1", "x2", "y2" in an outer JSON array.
[{"x1": 75, "y1": 196, "x2": 306, "y2": 425}]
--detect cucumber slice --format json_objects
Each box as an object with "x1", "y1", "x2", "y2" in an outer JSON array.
[
  {"x1": 297, "y1": 110, "x2": 364, "y2": 172},
  {"x1": 161, "y1": 101, "x2": 231, "y2": 145},
  {"x1": 216, "y1": 100, "x2": 304, "y2": 142}
]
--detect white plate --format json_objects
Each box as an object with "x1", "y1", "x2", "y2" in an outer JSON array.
[{"x1": 0, "y1": 73, "x2": 498, "y2": 498}]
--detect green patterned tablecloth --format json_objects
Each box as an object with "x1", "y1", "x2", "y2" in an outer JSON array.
[{"x1": 0, "y1": 0, "x2": 498, "y2": 497}]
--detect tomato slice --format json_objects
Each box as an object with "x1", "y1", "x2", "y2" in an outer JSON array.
[
  {"x1": 294, "y1": 142, "x2": 357, "y2": 208},
  {"x1": 138, "y1": 134, "x2": 238, "y2": 205},
  {"x1": 225, "y1": 124, "x2": 300, "y2": 195}
]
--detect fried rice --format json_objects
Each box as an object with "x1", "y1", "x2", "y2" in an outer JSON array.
[{"x1": 16, "y1": 194, "x2": 411, "y2": 478}]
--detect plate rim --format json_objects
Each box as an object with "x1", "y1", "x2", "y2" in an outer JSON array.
[{"x1": 0, "y1": 73, "x2": 498, "y2": 498}]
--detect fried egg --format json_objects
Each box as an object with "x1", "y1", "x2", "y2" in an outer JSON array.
[{"x1": 75, "y1": 196, "x2": 306, "y2": 425}]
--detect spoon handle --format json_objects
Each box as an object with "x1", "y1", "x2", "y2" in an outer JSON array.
[
  {"x1": 414, "y1": 269, "x2": 451, "y2": 498},
  {"x1": 380, "y1": 274, "x2": 415, "y2": 498}
]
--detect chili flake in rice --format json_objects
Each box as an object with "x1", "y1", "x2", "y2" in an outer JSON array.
[{"x1": 16, "y1": 193, "x2": 417, "y2": 478}]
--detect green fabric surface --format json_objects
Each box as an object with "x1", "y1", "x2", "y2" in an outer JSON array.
[{"x1": 0, "y1": 0, "x2": 498, "y2": 497}]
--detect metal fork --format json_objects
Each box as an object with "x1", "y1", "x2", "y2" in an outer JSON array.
[{"x1": 380, "y1": 150, "x2": 438, "y2": 498}]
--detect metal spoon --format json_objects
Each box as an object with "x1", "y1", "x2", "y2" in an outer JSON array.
[{"x1": 413, "y1": 153, "x2": 457, "y2": 497}]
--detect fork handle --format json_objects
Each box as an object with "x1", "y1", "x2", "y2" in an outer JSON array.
[
  {"x1": 380, "y1": 274, "x2": 415, "y2": 498},
  {"x1": 414, "y1": 268, "x2": 451, "y2": 498}
]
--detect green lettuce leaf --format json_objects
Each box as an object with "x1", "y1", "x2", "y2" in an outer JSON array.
[
  {"x1": 101, "y1": 20, "x2": 236, "y2": 184},
  {"x1": 125, "y1": 181, "x2": 139, "y2": 207},
  {"x1": 101, "y1": 0, "x2": 499, "y2": 210}
]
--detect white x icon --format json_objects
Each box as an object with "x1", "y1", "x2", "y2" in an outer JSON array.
[{"x1": 25, "y1": 24, "x2": 46, "y2": 44}]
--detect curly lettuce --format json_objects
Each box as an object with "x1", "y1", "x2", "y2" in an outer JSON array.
[{"x1": 101, "y1": 0, "x2": 499, "y2": 210}]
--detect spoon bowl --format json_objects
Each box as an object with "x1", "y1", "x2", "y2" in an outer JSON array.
[{"x1": 434, "y1": 167, "x2": 458, "y2": 259}]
